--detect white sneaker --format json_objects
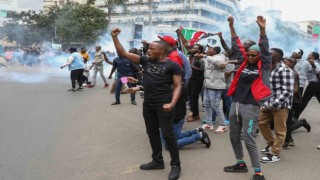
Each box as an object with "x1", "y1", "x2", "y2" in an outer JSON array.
[
  {"x1": 260, "y1": 153, "x2": 280, "y2": 163},
  {"x1": 202, "y1": 124, "x2": 214, "y2": 130}
]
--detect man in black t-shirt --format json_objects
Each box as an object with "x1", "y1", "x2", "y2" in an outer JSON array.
[{"x1": 111, "y1": 28, "x2": 182, "y2": 180}]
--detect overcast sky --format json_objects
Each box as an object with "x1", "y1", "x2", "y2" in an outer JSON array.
[
  {"x1": 240, "y1": 0, "x2": 319, "y2": 22},
  {"x1": 10, "y1": 0, "x2": 320, "y2": 22}
]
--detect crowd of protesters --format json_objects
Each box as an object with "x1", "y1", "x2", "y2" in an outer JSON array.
[
  {"x1": 98, "y1": 15, "x2": 318, "y2": 180},
  {"x1": 10, "y1": 14, "x2": 317, "y2": 180}
]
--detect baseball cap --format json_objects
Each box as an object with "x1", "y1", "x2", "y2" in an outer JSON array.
[
  {"x1": 249, "y1": 45, "x2": 260, "y2": 52},
  {"x1": 207, "y1": 44, "x2": 221, "y2": 54},
  {"x1": 158, "y1": 35, "x2": 175, "y2": 46}
]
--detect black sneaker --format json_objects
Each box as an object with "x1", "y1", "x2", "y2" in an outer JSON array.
[
  {"x1": 300, "y1": 118, "x2": 311, "y2": 132},
  {"x1": 224, "y1": 163, "x2": 248, "y2": 173},
  {"x1": 67, "y1": 88, "x2": 76, "y2": 91},
  {"x1": 111, "y1": 102, "x2": 120, "y2": 105},
  {"x1": 168, "y1": 165, "x2": 181, "y2": 180},
  {"x1": 251, "y1": 174, "x2": 266, "y2": 180},
  {"x1": 199, "y1": 132, "x2": 211, "y2": 148},
  {"x1": 288, "y1": 139, "x2": 295, "y2": 147},
  {"x1": 260, "y1": 146, "x2": 271, "y2": 154},
  {"x1": 76, "y1": 87, "x2": 84, "y2": 90},
  {"x1": 140, "y1": 161, "x2": 165, "y2": 170},
  {"x1": 196, "y1": 127, "x2": 204, "y2": 132},
  {"x1": 282, "y1": 141, "x2": 291, "y2": 149},
  {"x1": 260, "y1": 153, "x2": 280, "y2": 163}
]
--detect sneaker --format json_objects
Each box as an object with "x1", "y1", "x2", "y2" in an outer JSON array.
[
  {"x1": 260, "y1": 146, "x2": 271, "y2": 154},
  {"x1": 224, "y1": 119, "x2": 230, "y2": 125},
  {"x1": 82, "y1": 83, "x2": 87, "y2": 87},
  {"x1": 111, "y1": 102, "x2": 120, "y2": 105},
  {"x1": 104, "y1": 83, "x2": 109, "y2": 88},
  {"x1": 300, "y1": 118, "x2": 311, "y2": 132},
  {"x1": 282, "y1": 141, "x2": 291, "y2": 149},
  {"x1": 201, "y1": 119, "x2": 207, "y2": 124},
  {"x1": 251, "y1": 174, "x2": 266, "y2": 180},
  {"x1": 87, "y1": 85, "x2": 95, "y2": 88},
  {"x1": 317, "y1": 145, "x2": 320, "y2": 150},
  {"x1": 76, "y1": 86, "x2": 84, "y2": 90},
  {"x1": 202, "y1": 124, "x2": 214, "y2": 131},
  {"x1": 140, "y1": 161, "x2": 165, "y2": 170},
  {"x1": 131, "y1": 101, "x2": 137, "y2": 105},
  {"x1": 199, "y1": 131, "x2": 211, "y2": 148},
  {"x1": 214, "y1": 125, "x2": 227, "y2": 134},
  {"x1": 224, "y1": 163, "x2": 248, "y2": 173},
  {"x1": 186, "y1": 116, "x2": 200, "y2": 122},
  {"x1": 67, "y1": 88, "x2": 76, "y2": 91},
  {"x1": 195, "y1": 127, "x2": 204, "y2": 132},
  {"x1": 288, "y1": 139, "x2": 295, "y2": 147},
  {"x1": 168, "y1": 165, "x2": 181, "y2": 180},
  {"x1": 260, "y1": 153, "x2": 280, "y2": 163}
]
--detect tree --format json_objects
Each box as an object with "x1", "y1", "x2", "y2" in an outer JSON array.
[
  {"x1": 1, "y1": 3, "x2": 107, "y2": 47},
  {"x1": 55, "y1": 3, "x2": 107, "y2": 45}
]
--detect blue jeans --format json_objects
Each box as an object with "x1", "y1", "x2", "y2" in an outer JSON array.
[
  {"x1": 204, "y1": 88, "x2": 225, "y2": 126},
  {"x1": 161, "y1": 119, "x2": 200, "y2": 149},
  {"x1": 115, "y1": 78, "x2": 135, "y2": 103},
  {"x1": 212, "y1": 89, "x2": 233, "y2": 121}
]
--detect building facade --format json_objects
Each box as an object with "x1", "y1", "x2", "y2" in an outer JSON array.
[
  {"x1": 43, "y1": 0, "x2": 87, "y2": 13},
  {"x1": 95, "y1": 0, "x2": 241, "y2": 39}
]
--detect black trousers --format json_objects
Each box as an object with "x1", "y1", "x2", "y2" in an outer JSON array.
[
  {"x1": 188, "y1": 79, "x2": 203, "y2": 117},
  {"x1": 143, "y1": 103, "x2": 180, "y2": 166},
  {"x1": 82, "y1": 75, "x2": 89, "y2": 84},
  {"x1": 285, "y1": 103, "x2": 304, "y2": 141},
  {"x1": 70, "y1": 69, "x2": 84, "y2": 89},
  {"x1": 294, "y1": 82, "x2": 320, "y2": 119}
]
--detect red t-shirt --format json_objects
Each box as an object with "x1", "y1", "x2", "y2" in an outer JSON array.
[{"x1": 168, "y1": 50, "x2": 183, "y2": 68}]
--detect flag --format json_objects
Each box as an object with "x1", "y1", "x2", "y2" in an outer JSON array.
[{"x1": 181, "y1": 28, "x2": 207, "y2": 46}]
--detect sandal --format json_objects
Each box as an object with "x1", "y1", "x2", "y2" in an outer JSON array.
[{"x1": 214, "y1": 125, "x2": 227, "y2": 134}]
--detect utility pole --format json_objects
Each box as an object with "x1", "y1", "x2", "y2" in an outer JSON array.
[{"x1": 148, "y1": 0, "x2": 153, "y2": 27}]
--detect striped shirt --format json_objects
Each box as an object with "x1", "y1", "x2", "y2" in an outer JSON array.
[{"x1": 264, "y1": 62, "x2": 294, "y2": 109}]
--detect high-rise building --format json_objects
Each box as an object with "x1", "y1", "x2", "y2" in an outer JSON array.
[
  {"x1": 96, "y1": 0, "x2": 241, "y2": 37},
  {"x1": 43, "y1": 0, "x2": 87, "y2": 13}
]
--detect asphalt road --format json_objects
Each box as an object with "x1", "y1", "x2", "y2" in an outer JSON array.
[{"x1": 0, "y1": 67, "x2": 319, "y2": 180}]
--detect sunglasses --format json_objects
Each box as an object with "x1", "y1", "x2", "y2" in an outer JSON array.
[{"x1": 247, "y1": 54, "x2": 257, "y2": 57}]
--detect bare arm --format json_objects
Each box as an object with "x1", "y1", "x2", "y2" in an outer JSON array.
[
  {"x1": 163, "y1": 74, "x2": 182, "y2": 112},
  {"x1": 108, "y1": 66, "x2": 116, "y2": 79},
  {"x1": 61, "y1": 56, "x2": 74, "y2": 68},
  {"x1": 103, "y1": 53, "x2": 113, "y2": 65},
  {"x1": 111, "y1": 28, "x2": 140, "y2": 64}
]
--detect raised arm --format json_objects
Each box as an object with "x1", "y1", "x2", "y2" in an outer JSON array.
[
  {"x1": 217, "y1": 32, "x2": 231, "y2": 52},
  {"x1": 177, "y1": 28, "x2": 192, "y2": 53},
  {"x1": 256, "y1": 16, "x2": 271, "y2": 70},
  {"x1": 111, "y1": 28, "x2": 140, "y2": 64},
  {"x1": 228, "y1": 16, "x2": 247, "y2": 64}
]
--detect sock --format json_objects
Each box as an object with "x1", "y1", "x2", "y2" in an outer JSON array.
[
  {"x1": 237, "y1": 159, "x2": 245, "y2": 167},
  {"x1": 254, "y1": 168, "x2": 263, "y2": 176}
]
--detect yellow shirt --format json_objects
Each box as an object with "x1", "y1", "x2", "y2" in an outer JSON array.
[{"x1": 80, "y1": 52, "x2": 90, "y2": 61}]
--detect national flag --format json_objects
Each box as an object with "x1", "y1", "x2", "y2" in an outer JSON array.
[{"x1": 181, "y1": 28, "x2": 207, "y2": 46}]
